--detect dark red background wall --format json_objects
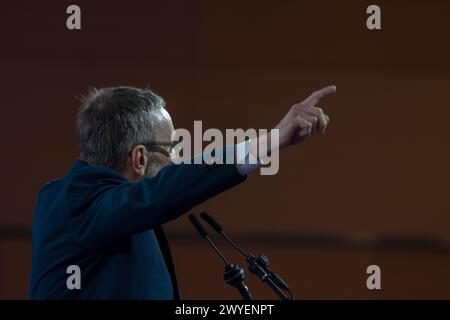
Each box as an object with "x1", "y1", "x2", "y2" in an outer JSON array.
[{"x1": 1, "y1": 0, "x2": 450, "y2": 299}]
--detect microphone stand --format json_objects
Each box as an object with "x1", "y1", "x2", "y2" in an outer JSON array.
[
  {"x1": 188, "y1": 214, "x2": 254, "y2": 300},
  {"x1": 200, "y1": 212, "x2": 294, "y2": 300},
  {"x1": 247, "y1": 255, "x2": 292, "y2": 300},
  {"x1": 224, "y1": 264, "x2": 253, "y2": 300}
]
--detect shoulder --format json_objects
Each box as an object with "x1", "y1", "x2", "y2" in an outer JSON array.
[{"x1": 63, "y1": 161, "x2": 128, "y2": 212}]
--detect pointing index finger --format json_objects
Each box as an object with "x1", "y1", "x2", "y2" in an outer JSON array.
[{"x1": 303, "y1": 85, "x2": 337, "y2": 106}]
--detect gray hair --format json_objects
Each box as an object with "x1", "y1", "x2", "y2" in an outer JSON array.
[{"x1": 76, "y1": 86, "x2": 166, "y2": 171}]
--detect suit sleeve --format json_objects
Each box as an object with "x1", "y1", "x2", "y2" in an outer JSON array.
[{"x1": 65, "y1": 163, "x2": 246, "y2": 248}]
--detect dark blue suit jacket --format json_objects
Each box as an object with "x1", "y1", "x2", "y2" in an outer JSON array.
[{"x1": 30, "y1": 160, "x2": 246, "y2": 299}]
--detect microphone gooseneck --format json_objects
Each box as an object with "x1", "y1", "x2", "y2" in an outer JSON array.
[
  {"x1": 199, "y1": 211, "x2": 295, "y2": 300},
  {"x1": 188, "y1": 214, "x2": 253, "y2": 300},
  {"x1": 188, "y1": 214, "x2": 229, "y2": 265},
  {"x1": 200, "y1": 212, "x2": 249, "y2": 257}
]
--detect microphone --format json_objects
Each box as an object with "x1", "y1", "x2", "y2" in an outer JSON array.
[
  {"x1": 188, "y1": 214, "x2": 229, "y2": 265},
  {"x1": 200, "y1": 211, "x2": 294, "y2": 300},
  {"x1": 189, "y1": 214, "x2": 208, "y2": 237},
  {"x1": 188, "y1": 214, "x2": 253, "y2": 300},
  {"x1": 200, "y1": 211, "x2": 248, "y2": 257}
]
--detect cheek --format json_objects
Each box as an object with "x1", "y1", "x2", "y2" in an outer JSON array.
[
  {"x1": 152, "y1": 153, "x2": 171, "y2": 167},
  {"x1": 145, "y1": 154, "x2": 172, "y2": 178}
]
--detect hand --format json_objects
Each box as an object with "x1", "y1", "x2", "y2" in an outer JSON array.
[
  {"x1": 276, "y1": 85, "x2": 336, "y2": 149},
  {"x1": 248, "y1": 85, "x2": 336, "y2": 165}
]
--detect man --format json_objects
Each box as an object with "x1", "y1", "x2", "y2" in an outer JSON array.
[{"x1": 29, "y1": 85, "x2": 336, "y2": 299}]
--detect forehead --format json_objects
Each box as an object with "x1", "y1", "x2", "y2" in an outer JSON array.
[
  {"x1": 159, "y1": 108, "x2": 172, "y2": 123},
  {"x1": 155, "y1": 109, "x2": 174, "y2": 139}
]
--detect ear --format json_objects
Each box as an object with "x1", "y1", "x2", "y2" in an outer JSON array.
[{"x1": 129, "y1": 144, "x2": 148, "y2": 176}]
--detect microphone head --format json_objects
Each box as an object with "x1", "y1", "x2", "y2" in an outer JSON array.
[
  {"x1": 200, "y1": 212, "x2": 223, "y2": 233},
  {"x1": 188, "y1": 214, "x2": 208, "y2": 238}
]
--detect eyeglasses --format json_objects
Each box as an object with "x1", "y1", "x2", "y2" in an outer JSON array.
[{"x1": 142, "y1": 140, "x2": 181, "y2": 158}]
